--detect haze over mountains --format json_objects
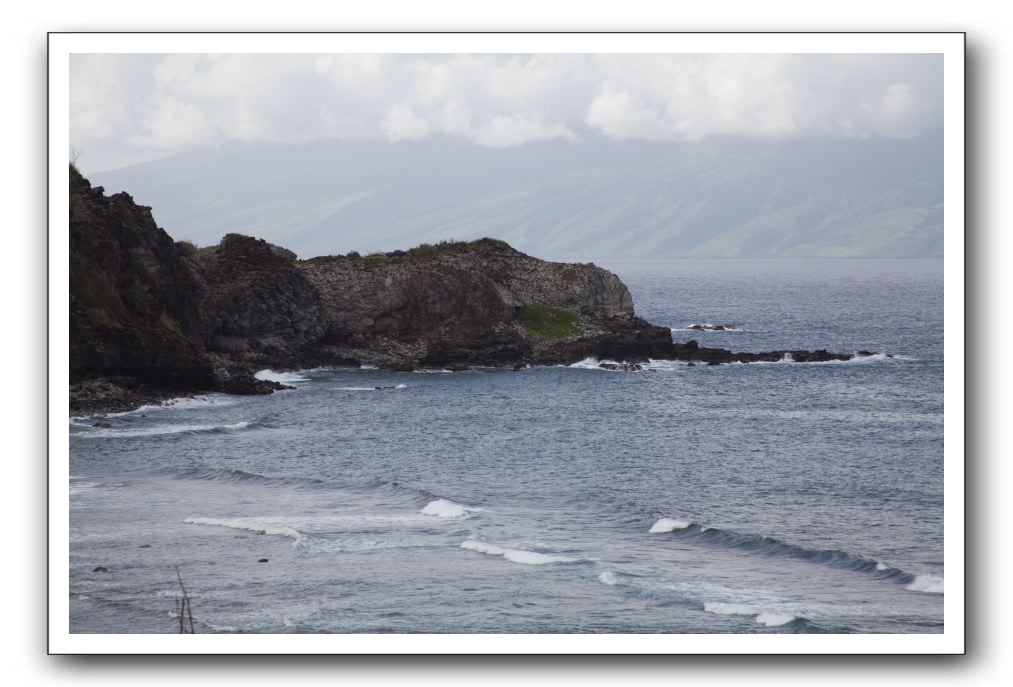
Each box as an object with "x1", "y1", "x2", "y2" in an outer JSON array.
[{"x1": 89, "y1": 132, "x2": 943, "y2": 261}]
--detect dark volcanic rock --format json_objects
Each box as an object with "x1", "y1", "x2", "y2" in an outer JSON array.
[
  {"x1": 598, "y1": 362, "x2": 643, "y2": 371},
  {"x1": 68, "y1": 167, "x2": 864, "y2": 412},
  {"x1": 70, "y1": 167, "x2": 214, "y2": 392}
]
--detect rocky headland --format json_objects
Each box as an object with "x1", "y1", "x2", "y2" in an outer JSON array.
[{"x1": 69, "y1": 166, "x2": 862, "y2": 414}]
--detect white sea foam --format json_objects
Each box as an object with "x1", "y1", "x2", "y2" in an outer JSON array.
[
  {"x1": 69, "y1": 479, "x2": 101, "y2": 495},
  {"x1": 204, "y1": 621, "x2": 238, "y2": 633},
  {"x1": 704, "y1": 603, "x2": 797, "y2": 627},
  {"x1": 754, "y1": 613, "x2": 798, "y2": 627},
  {"x1": 420, "y1": 499, "x2": 480, "y2": 519},
  {"x1": 460, "y1": 540, "x2": 580, "y2": 565},
  {"x1": 905, "y1": 574, "x2": 944, "y2": 594},
  {"x1": 598, "y1": 571, "x2": 619, "y2": 586},
  {"x1": 671, "y1": 324, "x2": 744, "y2": 332},
  {"x1": 640, "y1": 359, "x2": 691, "y2": 372},
  {"x1": 567, "y1": 357, "x2": 614, "y2": 370},
  {"x1": 359, "y1": 364, "x2": 378, "y2": 370},
  {"x1": 70, "y1": 394, "x2": 238, "y2": 424},
  {"x1": 73, "y1": 421, "x2": 253, "y2": 439},
  {"x1": 875, "y1": 562, "x2": 890, "y2": 571},
  {"x1": 649, "y1": 518, "x2": 691, "y2": 533},
  {"x1": 703, "y1": 602, "x2": 757, "y2": 616},
  {"x1": 254, "y1": 369, "x2": 310, "y2": 384},
  {"x1": 184, "y1": 517, "x2": 304, "y2": 545},
  {"x1": 337, "y1": 383, "x2": 408, "y2": 391}
]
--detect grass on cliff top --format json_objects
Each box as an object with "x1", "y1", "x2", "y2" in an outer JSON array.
[
  {"x1": 516, "y1": 303, "x2": 579, "y2": 339},
  {"x1": 336, "y1": 238, "x2": 514, "y2": 262}
]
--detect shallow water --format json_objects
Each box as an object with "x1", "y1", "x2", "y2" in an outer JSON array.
[{"x1": 69, "y1": 259, "x2": 944, "y2": 633}]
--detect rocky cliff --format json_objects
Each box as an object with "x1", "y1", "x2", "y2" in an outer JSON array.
[
  {"x1": 69, "y1": 166, "x2": 858, "y2": 414},
  {"x1": 69, "y1": 167, "x2": 673, "y2": 412}
]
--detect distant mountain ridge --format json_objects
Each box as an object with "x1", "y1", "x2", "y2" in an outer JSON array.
[{"x1": 89, "y1": 133, "x2": 943, "y2": 260}]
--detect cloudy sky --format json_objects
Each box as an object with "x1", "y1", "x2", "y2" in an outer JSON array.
[{"x1": 70, "y1": 53, "x2": 942, "y2": 173}]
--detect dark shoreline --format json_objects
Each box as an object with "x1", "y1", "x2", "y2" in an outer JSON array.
[{"x1": 69, "y1": 344, "x2": 877, "y2": 417}]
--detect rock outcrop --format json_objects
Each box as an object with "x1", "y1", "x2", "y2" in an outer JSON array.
[{"x1": 68, "y1": 166, "x2": 863, "y2": 413}]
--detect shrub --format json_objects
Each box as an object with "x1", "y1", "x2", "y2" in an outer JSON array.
[{"x1": 516, "y1": 303, "x2": 579, "y2": 339}]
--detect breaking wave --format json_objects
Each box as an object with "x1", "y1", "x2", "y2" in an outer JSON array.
[
  {"x1": 646, "y1": 518, "x2": 936, "y2": 592},
  {"x1": 905, "y1": 574, "x2": 944, "y2": 594},
  {"x1": 421, "y1": 499, "x2": 480, "y2": 519},
  {"x1": 649, "y1": 518, "x2": 691, "y2": 533},
  {"x1": 702, "y1": 603, "x2": 801, "y2": 627},
  {"x1": 254, "y1": 369, "x2": 310, "y2": 384},
  {"x1": 460, "y1": 540, "x2": 583, "y2": 566},
  {"x1": 185, "y1": 516, "x2": 304, "y2": 545},
  {"x1": 565, "y1": 357, "x2": 644, "y2": 371},
  {"x1": 71, "y1": 421, "x2": 259, "y2": 439},
  {"x1": 336, "y1": 384, "x2": 408, "y2": 391},
  {"x1": 671, "y1": 324, "x2": 744, "y2": 332}
]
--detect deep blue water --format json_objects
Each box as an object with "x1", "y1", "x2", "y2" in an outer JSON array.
[{"x1": 69, "y1": 259, "x2": 944, "y2": 633}]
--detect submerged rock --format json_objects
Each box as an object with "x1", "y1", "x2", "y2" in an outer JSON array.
[
  {"x1": 598, "y1": 362, "x2": 643, "y2": 371},
  {"x1": 687, "y1": 323, "x2": 736, "y2": 331}
]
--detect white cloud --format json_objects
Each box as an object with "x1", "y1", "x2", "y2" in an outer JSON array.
[
  {"x1": 128, "y1": 95, "x2": 215, "y2": 149},
  {"x1": 70, "y1": 53, "x2": 943, "y2": 171},
  {"x1": 381, "y1": 105, "x2": 431, "y2": 142},
  {"x1": 585, "y1": 89, "x2": 668, "y2": 140}
]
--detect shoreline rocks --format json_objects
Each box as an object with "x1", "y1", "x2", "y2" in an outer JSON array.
[{"x1": 68, "y1": 166, "x2": 869, "y2": 415}]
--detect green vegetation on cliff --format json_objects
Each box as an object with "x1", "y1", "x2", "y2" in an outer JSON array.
[{"x1": 516, "y1": 303, "x2": 579, "y2": 339}]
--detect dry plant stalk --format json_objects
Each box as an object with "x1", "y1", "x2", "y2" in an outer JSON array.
[{"x1": 175, "y1": 566, "x2": 195, "y2": 634}]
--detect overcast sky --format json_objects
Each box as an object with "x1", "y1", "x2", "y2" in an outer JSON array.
[{"x1": 70, "y1": 53, "x2": 942, "y2": 173}]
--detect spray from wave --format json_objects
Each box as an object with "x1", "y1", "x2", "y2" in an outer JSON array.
[
  {"x1": 420, "y1": 499, "x2": 481, "y2": 519},
  {"x1": 254, "y1": 369, "x2": 310, "y2": 385}
]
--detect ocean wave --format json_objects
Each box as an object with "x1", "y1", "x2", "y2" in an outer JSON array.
[
  {"x1": 905, "y1": 574, "x2": 944, "y2": 594},
  {"x1": 702, "y1": 602, "x2": 802, "y2": 627},
  {"x1": 336, "y1": 383, "x2": 408, "y2": 391},
  {"x1": 69, "y1": 394, "x2": 238, "y2": 424},
  {"x1": 598, "y1": 571, "x2": 620, "y2": 586},
  {"x1": 185, "y1": 516, "x2": 304, "y2": 544},
  {"x1": 69, "y1": 478, "x2": 102, "y2": 495},
  {"x1": 254, "y1": 369, "x2": 310, "y2": 384},
  {"x1": 460, "y1": 540, "x2": 582, "y2": 566},
  {"x1": 671, "y1": 324, "x2": 744, "y2": 332},
  {"x1": 71, "y1": 421, "x2": 258, "y2": 439},
  {"x1": 725, "y1": 352, "x2": 916, "y2": 366},
  {"x1": 565, "y1": 357, "x2": 636, "y2": 371},
  {"x1": 647, "y1": 519, "x2": 930, "y2": 590},
  {"x1": 420, "y1": 499, "x2": 481, "y2": 519},
  {"x1": 649, "y1": 518, "x2": 692, "y2": 533}
]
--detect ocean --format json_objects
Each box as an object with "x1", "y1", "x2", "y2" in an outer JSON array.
[{"x1": 68, "y1": 258, "x2": 944, "y2": 634}]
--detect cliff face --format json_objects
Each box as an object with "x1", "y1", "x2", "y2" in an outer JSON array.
[
  {"x1": 69, "y1": 167, "x2": 674, "y2": 409},
  {"x1": 294, "y1": 240, "x2": 657, "y2": 369},
  {"x1": 69, "y1": 166, "x2": 215, "y2": 391}
]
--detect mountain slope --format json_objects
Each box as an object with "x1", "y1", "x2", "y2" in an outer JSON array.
[{"x1": 88, "y1": 134, "x2": 943, "y2": 260}]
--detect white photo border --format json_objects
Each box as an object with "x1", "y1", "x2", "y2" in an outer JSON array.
[{"x1": 48, "y1": 31, "x2": 965, "y2": 655}]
